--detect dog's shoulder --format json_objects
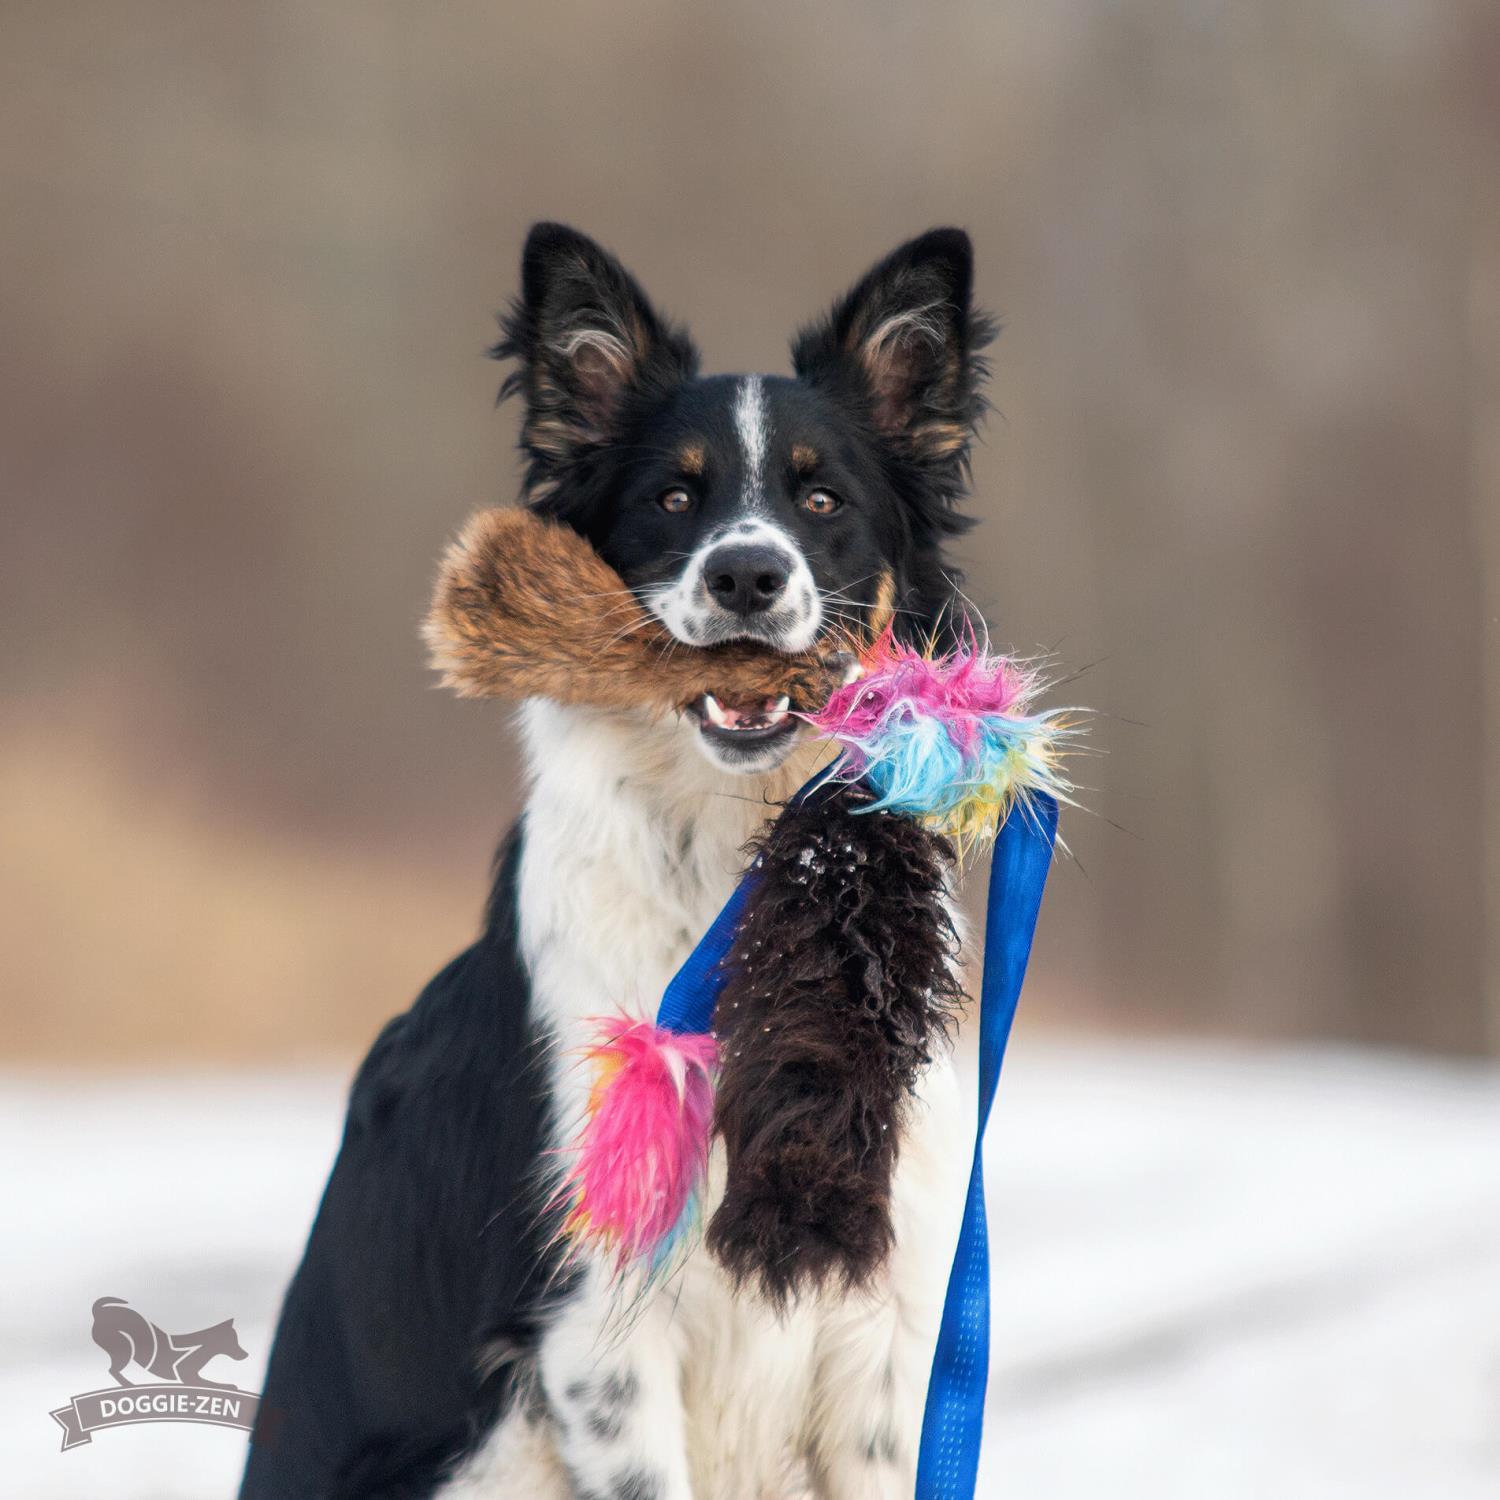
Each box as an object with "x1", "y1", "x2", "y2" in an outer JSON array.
[
  {"x1": 248, "y1": 822, "x2": 560, "y2": 1497},
  {"x1": 347, "y1": 824, "x2": 538, "y2": 1131},
  {"x1": 315, "y1": 819, "x2": 553, "y2": 1279}
]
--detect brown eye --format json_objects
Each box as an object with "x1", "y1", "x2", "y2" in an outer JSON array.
[
  {"x1": 659, "y1": 488, "x2": 692, "y2": 513},
  {"x1": 803, "y1": 489, "x2": 842, "y2": 516}
]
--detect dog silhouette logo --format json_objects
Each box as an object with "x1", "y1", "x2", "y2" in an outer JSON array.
[
  {"x1": 49, "y1": 1296, "x2": 262, "y2": 1451},
  {"x1": 91, "y1": 1296, "x2": 249, "y2": 1389}
]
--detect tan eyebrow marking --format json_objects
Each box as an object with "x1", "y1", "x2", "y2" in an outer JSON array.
[
  {"x1": 791, "y1": 442, "x2": 819, "y2": 475},
  {"x1": 678, "y1": 441, "x2": 706, "y2": 476}
]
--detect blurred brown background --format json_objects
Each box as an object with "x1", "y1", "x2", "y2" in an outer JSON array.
[{"x1": 2, "y1": 0, "x2": 1497, "y2": 1063}]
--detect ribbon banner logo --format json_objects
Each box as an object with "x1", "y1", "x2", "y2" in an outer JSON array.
[{"x1": 49, "y1": 1296, "x2": 261, "y2": 1451}]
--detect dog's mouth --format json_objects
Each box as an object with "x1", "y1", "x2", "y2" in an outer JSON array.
[{"x1": 684, "y1": 692, "x2": 798, "y2": 752}]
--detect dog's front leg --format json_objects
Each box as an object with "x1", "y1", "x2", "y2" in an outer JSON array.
[
  {"x1": 805, "y1": 1056, "x2": 967, "y2": 1500},
  {"x1": 538, "y1": 1261, "x2": 694, "y2": 1500},
  {"x1": 803, "y1": 1298, "x2": 919, "y2": 1500}
]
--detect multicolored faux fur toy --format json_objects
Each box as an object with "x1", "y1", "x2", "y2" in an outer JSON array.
[{"x1": 426, "y1": 505, "x2": 1073, "y2": 1300}]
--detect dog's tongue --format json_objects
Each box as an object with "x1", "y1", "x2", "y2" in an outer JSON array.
[{"x1": 701, "y1": 693, "x2": 792, "y2": 732}]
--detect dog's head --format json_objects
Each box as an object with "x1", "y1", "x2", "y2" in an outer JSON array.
[
  {"x1": 492, "y1": 223, "x2": 993, "y2": 771},
  {"x1": 195, "y1": 1319, "x2": 247, "y2": 1361}
]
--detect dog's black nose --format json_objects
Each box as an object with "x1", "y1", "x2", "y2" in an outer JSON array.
[{"x1": 702, "y1": 543, "x2": 790, "y2": 616}]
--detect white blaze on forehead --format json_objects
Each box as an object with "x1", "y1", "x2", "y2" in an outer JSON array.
[
  {"x1": 645, "y1": 377, "x2": 821, "y2": 653},
  {"x1": 733, "y1": 375, "x2": 770, "y2": 509}
]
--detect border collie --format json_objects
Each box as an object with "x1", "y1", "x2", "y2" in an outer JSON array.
[{"x1": 243, "y1": 222, "x2": 993, "y2": 1500}]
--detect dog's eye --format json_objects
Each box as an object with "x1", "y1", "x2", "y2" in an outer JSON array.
[
  {"x1": 659, "y1": 488, "x2": 693, "y2": 514},
  {"x1": 803, "y1": 489, "x2": 843, "y2": 516}
]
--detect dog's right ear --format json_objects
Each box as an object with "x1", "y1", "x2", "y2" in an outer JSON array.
[{"x1": 492, "y1": 223, "x2": 699, "y2": 503}]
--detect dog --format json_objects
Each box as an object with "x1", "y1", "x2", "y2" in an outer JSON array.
[
  {"x1": 92, "y1": 1296, "x2": 248, "y2": 1390},
  {"x1": 243, "y1": 222, "x2": 994, "y2": 1500}
]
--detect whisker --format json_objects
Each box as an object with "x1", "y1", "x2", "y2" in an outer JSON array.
[{"x1": 590, "y1": 615, "x2": 656, "y2": 658}]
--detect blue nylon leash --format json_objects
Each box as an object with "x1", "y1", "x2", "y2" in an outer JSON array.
[
  {"x1": 654, "y1": 874, "x2": 756, "y2": 1035},
  {"x1": 914, "y1": 793, "x2": 1058, "y2": 1499},
  {"x1": 654, "y1": 769, "x2": 835, "y2": 1036},
  {"x1": 654, "y1": 782, "x2": 1058, "y2": 1499}
]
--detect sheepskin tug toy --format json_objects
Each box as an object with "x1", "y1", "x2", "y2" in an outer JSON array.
[{"x1": 427, "y1": 505, "x2": 1073, "y2": 1500}]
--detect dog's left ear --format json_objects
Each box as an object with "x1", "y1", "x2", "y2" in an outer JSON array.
[
  {"x1": 791, "y1": 228, "x2": 994, "y2": 494},
  {"x1": 493, "y1": 223, "x2": 700, "y2": 501}
]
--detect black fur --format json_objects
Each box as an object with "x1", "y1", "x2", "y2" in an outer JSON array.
[
  {"x1": 706, "y1": 782, "x2": 964, "y2": 1306},
  {"x1": 491, "y1": 222, "x2": 701, "y2": 501},
  {"x1": 492, "y1": 222, "x2": 994, "y2": 644},
  {"x1": 240, "y1": 833, "x2": 566, "y2": 1499},
  {"x1": 790, "y1": 227, "x2": 995, "y2": 537}
]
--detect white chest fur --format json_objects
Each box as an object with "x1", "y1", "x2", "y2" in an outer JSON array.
[
  {"x1": 448, "y1": 701, "x2": 968, "y2": 1499},
  {"x1": 514, "y1": 699, "x2": 825, "y2": 1130}
]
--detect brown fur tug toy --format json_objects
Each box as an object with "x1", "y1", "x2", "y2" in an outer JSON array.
[{"x1": 424, "y1": 506, "x2": 867, "y2": 718}]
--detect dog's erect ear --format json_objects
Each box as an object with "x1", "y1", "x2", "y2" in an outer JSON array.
[
  {"x1": 492, "y1": 223, "x2": 699, "y2": 499},
  {"x1": 791, "y1": 229, "x2": 994, "y2": 493}
]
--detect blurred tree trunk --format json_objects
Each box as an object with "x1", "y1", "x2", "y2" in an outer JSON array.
[{"x1": 1468, "y1": 2, "x2": 1500, "y2": 1052}]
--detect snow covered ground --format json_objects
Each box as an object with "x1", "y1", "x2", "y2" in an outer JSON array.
[{"x1": 6, "y1": 1038, "x2": 1499, "y2": 1499}]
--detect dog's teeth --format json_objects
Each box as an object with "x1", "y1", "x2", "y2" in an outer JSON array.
[
  {"x1": 703, "y1": 693, "x2": 729, "y2": 727},
  {"x1": 772, "y1": 695, "x2": 790, "y2": 713}
]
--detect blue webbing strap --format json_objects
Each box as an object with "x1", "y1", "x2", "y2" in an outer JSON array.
[
  {"x1": 654, "y1": 874, "x2": 756, "y2": 1035},
  {"x1": 654, "y1": 769, "x2": 834, "y2": 1036},
  {"x1": 915, "y1": 793, "x2": 1058, "y2": 1499}
]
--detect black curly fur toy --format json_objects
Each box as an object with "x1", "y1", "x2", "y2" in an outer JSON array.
[{"x1": 708, "y1": 781, "x2": 964, "y2": 1304}]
